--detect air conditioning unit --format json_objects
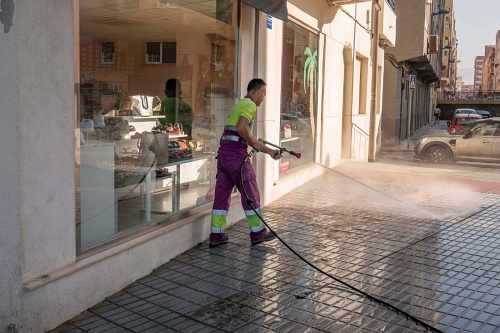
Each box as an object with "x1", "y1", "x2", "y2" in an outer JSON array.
[{"x1": 428, "y1": 35, "x2": 439, "y2": 54}]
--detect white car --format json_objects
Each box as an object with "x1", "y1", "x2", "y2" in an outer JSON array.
[{"x1": 452, "y1": 108, "x2": 477, "y2": 117}]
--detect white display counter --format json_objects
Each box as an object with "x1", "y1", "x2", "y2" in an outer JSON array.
[
  {"x1": 80, "y1": 142, "x2": 117, "y2": 249},
  {"x1": 120, "y1": 115, "x2": 165, "y2": 133}
]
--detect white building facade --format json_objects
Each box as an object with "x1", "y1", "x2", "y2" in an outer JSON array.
[{"x1": 0, "y1": 1, "x2": 395, "y2": 331}]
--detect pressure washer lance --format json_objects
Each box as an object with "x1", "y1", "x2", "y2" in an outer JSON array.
[
  {"x1": 239, "y1": 145, "x2": 443, "y2": 333},
  {"x1": 261, "y1": 139, "x2": 301, "y2": 159}
]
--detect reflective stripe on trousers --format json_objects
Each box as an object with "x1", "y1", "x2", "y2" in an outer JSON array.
[
  {"x1": 211, "y1": 209, "x2": 227, "y2": 233},
  {"x1": 210, "y1": 153, "x2": 263, "y2": 232}
]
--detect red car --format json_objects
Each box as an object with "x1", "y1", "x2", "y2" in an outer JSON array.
[{"x1": 447, "y1": 114, "x2": 483, "y2": 134}]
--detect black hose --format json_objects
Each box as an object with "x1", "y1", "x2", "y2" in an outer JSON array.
[{"x1": 238, "y1": 149, "x2": 443, "y2": 333}]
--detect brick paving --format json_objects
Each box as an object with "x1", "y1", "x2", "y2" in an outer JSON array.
[
  {"x1": 51, "y1": 158, "x2": 500, "y2": 333},
  {"x1": 51, "y1": 114, "x2": 500, "y2": 333}
]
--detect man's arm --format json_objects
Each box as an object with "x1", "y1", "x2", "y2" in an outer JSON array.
[{"x1": 235, "y1": 116, "x2": 281, "y2": 159}]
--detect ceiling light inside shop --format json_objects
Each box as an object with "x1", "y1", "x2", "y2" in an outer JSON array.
[{"x1": 157, "y1": 0, "x2": 178, "y2": 8}]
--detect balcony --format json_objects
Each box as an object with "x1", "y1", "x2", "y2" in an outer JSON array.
[
  {"x1": 386, "y1": 0, "x2": 395, "y2": 12},
  {"x1": 380, "y1": 0, "x2": 396, "y2": 47}
]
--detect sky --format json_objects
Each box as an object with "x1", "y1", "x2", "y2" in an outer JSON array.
[{"x1": 454, "y1": 0, "x2": 499, "y2": 85}]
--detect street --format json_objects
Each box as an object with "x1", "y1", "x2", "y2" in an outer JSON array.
[{"x1": 52, "y1": 133, "x2": 500, "y2": 333}]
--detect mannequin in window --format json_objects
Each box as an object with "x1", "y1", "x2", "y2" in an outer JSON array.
[{"x1": 159, "y1": 79, "x2": 194, "y2": 138}]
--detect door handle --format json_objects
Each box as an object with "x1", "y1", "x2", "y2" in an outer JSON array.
[{"x1": 481, "y1": 140, "x2": 490, "y2": 143}]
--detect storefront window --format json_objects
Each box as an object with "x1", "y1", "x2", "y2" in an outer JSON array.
[
  {"x1": 77, "y1": 0, "x2": 237, "y2": 252},
  {"x1": 280, "y1": 22, "x2": 318, "y2": 175}
]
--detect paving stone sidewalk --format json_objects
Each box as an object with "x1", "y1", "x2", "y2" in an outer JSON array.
[{"x1": 52, "y1": 159, "x2": 500, "y2": 333}]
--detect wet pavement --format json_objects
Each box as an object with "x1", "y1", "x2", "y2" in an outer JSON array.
[{"x1": 52, "y1": 123, "x2": 500, "y2": 333}]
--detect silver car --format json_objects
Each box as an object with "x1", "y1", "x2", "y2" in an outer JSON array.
[{"x1": 414, "y1": 117, "x2": 500, "y2": 163}]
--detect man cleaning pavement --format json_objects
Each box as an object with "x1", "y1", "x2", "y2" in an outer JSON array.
[{"x1": 209, "y1": 78, "x2": 282, "y2": 248}]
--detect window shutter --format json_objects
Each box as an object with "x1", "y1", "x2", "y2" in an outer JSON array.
[{"x1": 428, "y1": 35, "x2": 439, "y2": 54}]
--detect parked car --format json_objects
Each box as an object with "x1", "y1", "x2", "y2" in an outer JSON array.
[
  {"x1": 447, "y1": 108, "x2": 478, "y2": 127},
  {"x1": 447, "y1": 114, "x2": 482, "y2": 134},
  {"x1": 414, "y1": 117, "x2": 500, "y2": 163},
  {"x1": 452, "y1": 108, "x2": 477, "y2": 117},
  {"x1": 475, "y1": 110, "x2": 492, "y2": 118}
]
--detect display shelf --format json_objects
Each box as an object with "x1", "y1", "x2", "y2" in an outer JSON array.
[
  {"x1": 105, "y1": 115, "x2": 163, "y2": 133},
  {"x1": 168, "y1": 133, "x2": 188, "y2": 139},
  {"x1": 280, "y1": 136, "x2": 299, "y2": 143},
  {"x1": 168, "y1": 156, "x2": 193, "y2": 163},
  {"x1": 115, "y1": 115, "x2": 165, "y2": 119},
  {"x1": 114, "y1": 152, "x2": 214, "y2": 221}
]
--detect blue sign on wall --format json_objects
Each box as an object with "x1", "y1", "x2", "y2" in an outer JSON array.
[
  {"x1": 409, "y1": 75, "x2": 416, "y2": 90},
  {"x1": 267, "y1": 15, "x2": 272, "y2": 29}
]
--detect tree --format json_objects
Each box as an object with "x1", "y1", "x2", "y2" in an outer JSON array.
[{"x1": 303, "y1": 47, "x2": 317, "y2": 141}]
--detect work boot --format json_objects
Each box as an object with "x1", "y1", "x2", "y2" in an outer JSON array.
[
  {"x1": 251, "y1": 231, "x2": 276, "y2": 245},
  {"x1": 209, "y1": 234, "x2": 229, "y2": 248}
]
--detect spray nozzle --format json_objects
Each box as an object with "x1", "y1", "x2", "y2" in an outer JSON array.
[{"x1": 261, "y1": 139, "x2": 301, "y2": 159}]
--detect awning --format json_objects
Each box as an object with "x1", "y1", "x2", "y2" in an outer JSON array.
[
  {"x1": 241, "y1": 0, "x2": 288, "y2": 21},
  {"x1": 407, "y1": 56, "x2": 439, "y2": 84}
]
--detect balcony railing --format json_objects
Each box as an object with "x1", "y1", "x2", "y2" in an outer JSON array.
[
  {"x1": 386, "y1": 0, "x2": 395, "y2": 12},
  {"x1": 454, "y1": 90, "x2": 500, "y2": 101}
]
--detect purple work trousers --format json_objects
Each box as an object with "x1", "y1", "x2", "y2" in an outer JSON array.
[{"x1": 210, "y1": 151, "x2": 266, "y2": 243}]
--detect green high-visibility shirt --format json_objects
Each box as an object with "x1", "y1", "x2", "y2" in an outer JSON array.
[
  {"x1": 159, "y1": 97, "x2": 194, "y2": 134},
  {"x1": 225, "y1": 98, "x2": 256, "y2": 134}
]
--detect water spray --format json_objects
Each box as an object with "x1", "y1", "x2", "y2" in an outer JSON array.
[{"x1": 238, "y1": 143, "x2": 444, "y2": 333}]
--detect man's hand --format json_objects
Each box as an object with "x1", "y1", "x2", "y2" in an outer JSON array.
[
  {"x1": 258, "y1": 138, "x2": 280, "y2": 160},
  {"x1": 270, "y1": 149, "x2": 281, "y2": 160}
]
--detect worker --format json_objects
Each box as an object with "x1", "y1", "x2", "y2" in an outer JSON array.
[{"x1": 209, "y1": 78, "x2": 281, "y2": 248}]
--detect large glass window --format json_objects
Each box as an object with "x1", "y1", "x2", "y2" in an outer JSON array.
[
  {"x1": 77, "y1": 0, "x2": 237, "y2": 253},
  {"x1": 280, "y1": 22, "x2": 319, "y2": 175}
]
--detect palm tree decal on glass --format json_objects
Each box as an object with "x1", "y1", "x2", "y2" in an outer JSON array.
[{"x1": 303, "y1": 47, "x2": 317, "y2": 141}]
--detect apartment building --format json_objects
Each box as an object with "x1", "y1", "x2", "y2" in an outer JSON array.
[
  {"x1": 495, "y1": 31, "x2": 500, "y2": 91},
  {"x1": 381, "y1": 0, "x2": 449, "y2": 147},
  {"x1": 439, "y1": 0, "x2": 457, "y2": 99},
  {"x1": 0, "y1": 0, "x2": 396, "y2": 331},
  {"x1": 474, "y1": 56, "x2": 485, "y2": 91},
  {"x1": 456, "y1": 76, "x2": 463, "y2": 92},
  {"x1": 482, "y1": 45, "x2": 496, "y2": 92}
]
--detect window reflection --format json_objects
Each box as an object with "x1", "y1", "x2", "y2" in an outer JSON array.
[
  {"x1": 280, "y1": 21, "x2": 318, "y2": 175},
  {"x1": 77, "y1": 0, "x2": 237, "y2": 251}
]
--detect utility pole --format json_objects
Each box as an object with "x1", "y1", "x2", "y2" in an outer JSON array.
[
  {"x1": 368, "y1": 0, "x2": 381, "y2": 162},
  {"x1": 407, "y1": 77, "x2": 414, "y2": 149}
]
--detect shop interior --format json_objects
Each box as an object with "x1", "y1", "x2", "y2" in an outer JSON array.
[
  {"x1": 77, "y1": 0, "x2": 237, "y2": 251},
  {"x1": 280, "y1": 21, "x2": 317, "y2": 174}
]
